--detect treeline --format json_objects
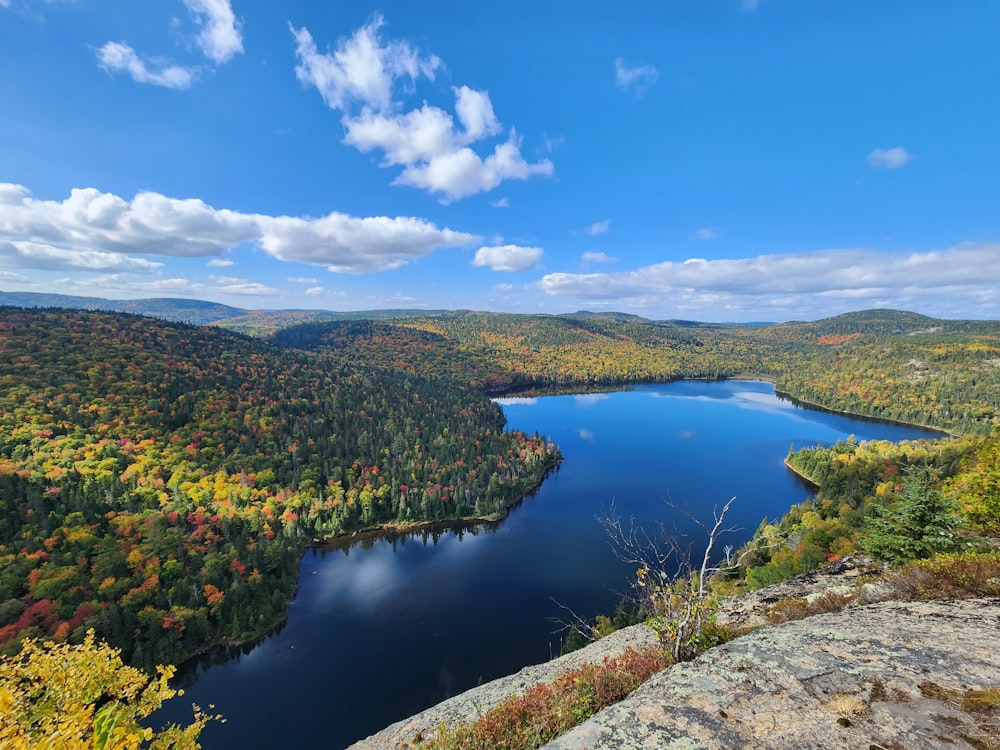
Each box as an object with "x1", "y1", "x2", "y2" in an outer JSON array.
[
  {"x1": 0, "y1": 308, "x2": 559, "y2": 668},
  {"x1": 3, "y1": 303, "x2": 999, "y2": 669},
  {"x1": 265, "y1": 309, "x2": 1000, "y2": 435},
  {"x1": 732, "y1": 432, "x2": 998, "y2": 587}
]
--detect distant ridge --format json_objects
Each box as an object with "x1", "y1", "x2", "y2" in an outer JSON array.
[
  {"x1": 0, "y1": 291, "x2": 445, "y2": 329},
  {"x1": 2, "y1": 290, "x2": 992, "y2": 335},
  {"x1": 0, "y1": 291, "x2": 246, "y2": 325}
]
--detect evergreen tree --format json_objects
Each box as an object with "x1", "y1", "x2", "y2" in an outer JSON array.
[{"x1": 862, "y1": 466, "x2": 966, "y2": 564}]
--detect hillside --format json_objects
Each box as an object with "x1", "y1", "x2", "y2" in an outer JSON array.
[
  {"x1": 271, "y1": 308, "x2": 1000, "y2": 434},
  {"x1": 0, "y1": 308, "x2": 558, "y2": 668},
  {"x1": 2, "y1": 299, "x2": 999, "y2": 671}
]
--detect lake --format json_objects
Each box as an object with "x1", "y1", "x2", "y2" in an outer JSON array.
[{"x1": 160, "y1": 381, "x2": 942, "y2": 748}]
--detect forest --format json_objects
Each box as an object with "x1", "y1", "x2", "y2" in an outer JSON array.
[
  {"x1": 0, "y1": 308, "x2": 559, "y2": 669},
  {"x1": 1, "y1": 301, "x2": 998, "y2": 676}
]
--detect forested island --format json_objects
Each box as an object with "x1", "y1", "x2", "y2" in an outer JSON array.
[{"x1": 1, "y1": 298, "x2": 999, "y2": 746}]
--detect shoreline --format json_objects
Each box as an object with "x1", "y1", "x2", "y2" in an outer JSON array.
[
  {"x1": 175, "y1": 461, "x2": 560, "y2": 672},
  {"x1": 174, "y1": 377, "x2": 954, "y2": 674},
  {"x1": 783, "y1": 457, "x2": 820, "y2": 489}
]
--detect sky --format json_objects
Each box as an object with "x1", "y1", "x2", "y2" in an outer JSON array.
[{"x1": 1, "y1": 1, "x2": 998, "y2": 322}]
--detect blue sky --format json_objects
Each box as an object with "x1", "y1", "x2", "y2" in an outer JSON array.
[{"x1": 1, "y1": 1, "x2": 998, "y2": 322}]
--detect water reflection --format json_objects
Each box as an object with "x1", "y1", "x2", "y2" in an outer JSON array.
[{"x1": 162, "y1": 381, "x2": 944, "y2": 749}]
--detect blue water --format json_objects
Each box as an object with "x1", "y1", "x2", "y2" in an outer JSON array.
[{"x1": 162, "y1": 381, "x2": 941, "y2": 748}]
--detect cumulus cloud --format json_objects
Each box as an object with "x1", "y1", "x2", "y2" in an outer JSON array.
[
  {"x1": 305, "y1": 286, "x2": 325, "y2": 295},
  {"x1": 0, "y1": 183, "x2": 477, "y2": 274},
  {"x1": 290, "y1": 17, "x2": 440, "y2": 113},
  {"x1": 292, "y1": 17, "x2": 552, "y2": 201},
  {"x1": 183, "y1": 0, "x2": 243, "y2": 64},
  {"x1": 97, "y1": 0, "x2": 242, "y2": 88},
  {"x1": 694, "y1": 228, "x2": 719, "y2": 240},
  {"x1": 207, "y1": 257, "x2": 234, "y2": 267},
  {"x1": 473, "y1": 244, "x2": 543, "y2": 272},
  {"x1": 288, "y1": 276, "x2": 318, "y2": 284},
  {"x1": 584, "y1": 219, "x2": 611, "y2": 236},
  {"x1": 97, "y1": 42, "x2": 197, "y2": 89},
  {"x1": 868, "y1": 147, "x2": 914, "y2": 170},
  {"x1": 614, "y1": 57, "x2": 659, "y2": 96},
  {"x1": 538, "y1": 244, "x2": 1000, "y2": 319},
  {"x1": 582, "y1": 251, "x2": 616, "y2": 264}
]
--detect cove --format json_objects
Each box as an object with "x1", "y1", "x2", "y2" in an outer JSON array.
[{"x1": 160, "y1": 381, "x2": 942, "y2": 748}]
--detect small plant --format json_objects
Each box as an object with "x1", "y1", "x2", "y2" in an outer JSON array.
[
  {"x1": 917, "y1": 682, "x2": 1000, "y2": 750},
  {"x1": 887, "y1": 551, "x2": 1000, "y2": 600},
  {"x1": 602, "y1": 497, "x2": 747, "y2": 661},
  {"x1": 826, "y1": 692, "x2": 869, "y2": 718},
  {"x1": 766, "y1": 589, "x2": 858, "y2": 623},
  {"x1": 420, "y1": 645, "x2": 669, "y2": 750}
]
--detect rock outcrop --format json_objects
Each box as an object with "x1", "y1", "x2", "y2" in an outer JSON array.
[
  {"x1": 545, "y1": 598, "x2": 999, "y2": 749},
  {"x1": 350, "y1": 560, "x2": 999, "y2": 749},
  {"x1": 348, "y1": 623, "x2": 660, "y2": 750}
]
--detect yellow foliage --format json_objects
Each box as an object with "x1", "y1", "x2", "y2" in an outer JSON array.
[{"x1": 0, "y1": 630, "x2": 218, "y2": 749}]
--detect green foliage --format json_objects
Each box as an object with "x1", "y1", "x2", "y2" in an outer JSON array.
[
  {"x1": 741, "y1": 435, "x2": 984, "y2": 587},
  {"x1": 0, "y1": 308, "x2": 559, "y2": 668},
  {"x1": 4, "y1": 302, "x2": 1000, "y2": 673},
  {"x1": 946, "y1": 433, "x2": 1000, "y2": 533},
  {"x1": 861, "y1": 466, "x2": 966, "y2": 564}
]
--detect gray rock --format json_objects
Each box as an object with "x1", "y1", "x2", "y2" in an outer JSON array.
[
  {"x1": 348, "y1": 623, "x2": 660, "y2": 750},
  {"x1": 544, "y1": 598, "x2": 1000, "y2": 749},
  {"x1": 350, "y1": 557, "x2": 999, "y2": 750}
]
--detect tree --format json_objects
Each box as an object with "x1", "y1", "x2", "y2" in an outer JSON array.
[
  {"x1": 862, "y1": 466, "x2": 966, "y2": 565},
  {"x1": 0, "y1": 630, "x2": 219, "y2": 749},
  {"x1": 600, "y1": 498, "x2": 741, "y2": 661}
]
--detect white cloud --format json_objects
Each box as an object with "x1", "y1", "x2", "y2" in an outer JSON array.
[
  {"x1": 490, "y1": 197, "x2": 510, "y2": 208},
  {"x1": 0, "y1": 239, "x2": 163, "y2": 273},
  {"x1": 97, "y1": 0, "x2": 242, "y2": 88},
  {"x1": 288, "y1": 276, "x2": 318, "y2": 284},
  {"x1": 257, "y1": 213, "x2": 475, "y2": 272},
  {"x1": 453, "y1": 85, "x2": 501, "y2": 141},
  {"x1": 614, "y1": 57, "x2": 659, "y2": 96},
  {"x1": 391, "y1": 130, "x2": 553, "y2": 203},
  {"x1": 0, "y1": 183, "x2": 477, "y2": 274},
  {"x1": 585, "y1": 219, "x2": 611, "y2": 236},
  {"x1": 54, "y1": 274, "x2": 203, "y2": 298},
  {"x1": 493, "y1": 283, "x2": 513, "y2": 292},
  {"x1": 473, "y1": 244, "x2": 543, "y2": 272},
  {"x1": 97, "y1": 42, "x2": 197, "y2": 89},
  {"x1": 182, "y1": 0, "x2": 243, "y2": 64},
  {"x1": 694, "y1": 228, "x2": 718, "y2": 240},
  {"x1": 305, "y1": 286, "x2": 325, "y2": 295},
  {"x1": 291, "y1": 17, "x2": 440, "y2": 113},
  {"x1": 538, "y1": 243, "x2": 1000, "y2": 319},
  {"x1": 868, "y1": 147, "x2": 914, "y2": 170},
  {"x1": 292, "y1": 18, "x2": 552, "y2": 201},
  {"x1": 582, "y1": 251, "x2": 616, "y2": 264},
  {"x1": 207, "y1": 257, "x2": 234, "y2": 267},
  {"x1": 209, "y1": 274, "x2": 278, "y2": 296}
]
